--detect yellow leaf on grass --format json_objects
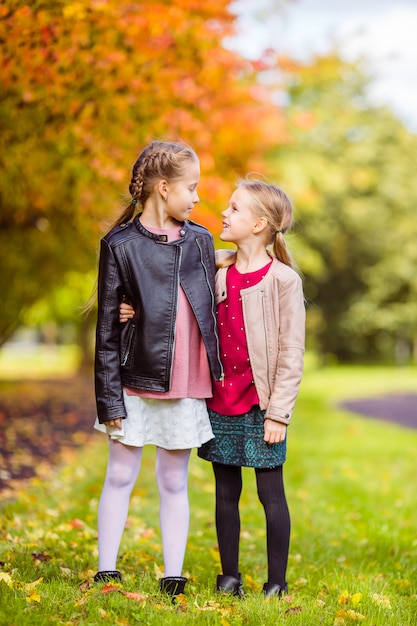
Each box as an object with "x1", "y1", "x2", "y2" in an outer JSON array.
[
  {"x1": 338, "y1": 589, "x2": 350, "y2": 605},
  {"x1": 243, "y1": 574, "x2": 258, "y2": 591},
  {"x1": 154, "y1": 562, "x2": 163, "y2": 579},
  {"x1": 194, "y1": 599, "x2": 222, "y2": 612},
  {"x1": 0, "y1": 573, "x2": 13, "y2": 588},
  {"x1": 336, "y1": 609, "x2": 365, "y2": 621},
  {"x1": 26, "y1": 590, "x2": 41, "y2": 603},
  {"x1": 351, "y1": 593, "x2": 362, "y2": 605},
  {"x1": 371, "y1": 594, "x2": 392, "y2": 609},
  {"x1": 25, "y1": 577, "x2": 43, "y2": 591}
]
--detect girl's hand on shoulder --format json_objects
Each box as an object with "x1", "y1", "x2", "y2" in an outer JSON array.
[
  {"x1": 119, "y1": 302, "x2": 135, "y2": 323},
  {"x1": 264, "y1": 418, "x2": 287, "y2": 444}
]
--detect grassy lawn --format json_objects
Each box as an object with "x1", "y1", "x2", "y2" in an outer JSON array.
[
  {"x1": 0, "y1": 343, "x2": 81, "y2": 379},
  {"x1": 0, "y1": 355, "x2": 416, "y2": 625}
]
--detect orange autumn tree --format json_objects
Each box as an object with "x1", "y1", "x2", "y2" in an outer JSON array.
[{"x1": 0, "y1": 0, "x2": 287, "y2": 345}]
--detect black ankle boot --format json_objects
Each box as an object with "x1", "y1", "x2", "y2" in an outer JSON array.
[
  {"x1": 262, "y1": 581, "x2": 288, "y2": 597},
  {"x1": 94, "y1": 570, "x2": 122, "y2": 583},
  {"x1": 216, "y1": 573, "x2": 244, "y2": 598},
  {"x1": 159, "y1": 576, "x2": 187, "y2": 597}
]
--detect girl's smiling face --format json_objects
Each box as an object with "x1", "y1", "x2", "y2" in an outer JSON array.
[{"x1": 220, "y1": 187, "x2": 257, "y2": 244}]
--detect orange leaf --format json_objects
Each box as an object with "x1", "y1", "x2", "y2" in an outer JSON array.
[
  {"x1": 119, "y1": 590, "x2": 147, "y2": 602},
  {"x1": 101, "y1": 584, "x2": 120, "y2": 594},
  {"x1": 70, "y1": 518, "x2": 84, "y2": 529}
]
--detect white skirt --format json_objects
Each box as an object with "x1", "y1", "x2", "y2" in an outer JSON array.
[{"x1": 94, "y1": 390, "x2": 214, "y2": 450}]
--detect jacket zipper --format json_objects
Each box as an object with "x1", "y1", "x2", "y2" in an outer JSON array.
[
  {"x1": 121, "y1": 321, "x2": 135, "y2": 366},
  {"x1": 168, "y1": 246, "x2": 181, "y2": 385}
]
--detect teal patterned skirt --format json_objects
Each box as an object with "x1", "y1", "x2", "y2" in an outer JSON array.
[{"x1": 198, "y1": 405, "x2": 286, "y2": 469}]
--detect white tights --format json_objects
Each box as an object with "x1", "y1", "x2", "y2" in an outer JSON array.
[{"x1": 97, "y1": 439, "x2": 191, "y2": 576}]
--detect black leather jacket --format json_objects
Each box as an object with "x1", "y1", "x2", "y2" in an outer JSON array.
[{"x1": 95, "y1": 215, "x2": 223, "y2": 423}]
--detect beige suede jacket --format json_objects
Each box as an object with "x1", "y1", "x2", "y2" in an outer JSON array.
[{"x1": 215, "y1": 253, "x2": 305, "y2": 425}]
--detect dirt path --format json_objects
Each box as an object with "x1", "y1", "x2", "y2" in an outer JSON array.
[{"x1": 339, "y1": 393, "x2": 417, "y2": 429}]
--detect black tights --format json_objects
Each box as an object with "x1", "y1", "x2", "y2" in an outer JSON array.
[{"x1": 212, "y1": 462, "x2": 290, "y2": 586}]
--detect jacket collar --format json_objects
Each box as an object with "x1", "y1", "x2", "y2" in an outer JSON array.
[{"x1": 133, "y1": 214, "x2": 188, "y2": 242}]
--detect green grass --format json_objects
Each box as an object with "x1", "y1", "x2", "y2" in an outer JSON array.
[
  {"x1": 1, "y1": 358, "x2": 416, "y2": 625},
  {"x1": 0, "y1": 343, "x2": 81, "y2": 379}
]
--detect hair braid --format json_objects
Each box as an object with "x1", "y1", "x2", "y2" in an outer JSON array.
[{"x1": 108, "y1": 140, "x2": 198, "y2": 232}]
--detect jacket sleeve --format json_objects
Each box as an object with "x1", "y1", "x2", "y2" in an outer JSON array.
[
  {"x1": 266, "y1": 273, "x2": 305, "y2": 424},
  {"x1": 94, "y1": 238, "x2": 128, "y2": 423}
]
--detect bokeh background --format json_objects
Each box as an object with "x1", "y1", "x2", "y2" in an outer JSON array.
[{"x1": 1, "y1": 0, "x2": 417, "y2": 373}]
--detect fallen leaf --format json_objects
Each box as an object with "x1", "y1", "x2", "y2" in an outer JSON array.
[
  {"x1": 25, "y1": 577, "x2": 44, "y2": 591},
  {"x1": 26, "y1": 590, "x2": 41, "y2": 603},
  {"x1": 79, "y1": 580, "x2": 90, "y2": 593},
  {"x1": 194, "y1": 599, "x2": 223, "y2": 612},
  {"x1": 0, "y1": 572, "x2": 13, "y2": 588},
  {"x1": 101, "y1": 584, "x2": 120, "y2": 594},
  {"x1": 243, "y1": 573, "x2": 258, "y2": 591},
  {"x1": 339, "y1": 589, "x2": 350, "y2": 605},
  {"x1": 285, "y1": 606, "x2": 302, "y2": 615},
  {"x1": 153, "y1": 562, "x2": 163, "y2": 579},
  {"x1": 119, "y1": 590, "x2": 147, "y2": 602},
  {"x1": 60, "y1": 567, "x2": 72, "y2": 576},
  {"x1": 70, "y1": 519, "x2": 84, "y2": 529},
  {"x1": 282, "y1": 593, "x2": 295, "y2": 603},
  {"x1": 32, "y1": 552, "x2": 50, "y2": 562},
  {"x1": 371, "y1": 593, "x2": 392, "y2": 609},
  {"x1": 336, "y1": 609, "x2": 365, "y2": 621}
]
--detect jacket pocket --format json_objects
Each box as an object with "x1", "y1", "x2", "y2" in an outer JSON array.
[{"x1": 121, "y1": 321, "x2": 136, "y2": 366}]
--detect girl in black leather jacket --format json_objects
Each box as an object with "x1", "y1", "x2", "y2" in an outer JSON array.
[{"x1": 93, "y1": 141, "x2": 222, "y2": 598}]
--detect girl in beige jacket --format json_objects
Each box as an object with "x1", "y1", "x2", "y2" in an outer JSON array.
[
  {"x1": 119, "y1": 179, "x2": 305, "y2": 599},
  {"x1": 198, "y1": 180, "x2": 305, "y2": 599}
]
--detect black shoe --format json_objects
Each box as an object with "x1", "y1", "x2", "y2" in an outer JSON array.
[
  {"x1": 216, "y1": 573, "x2": 244, "y2": 598},
  {"x1": 262, "y1": 581, "x2": 288, "y2": 597},
  {"x1": 94, "y1": 570, "x2": 122, "y2": 583},
  {"x1": 159, "y1": 576, "x2": 187, "y2": 597}
]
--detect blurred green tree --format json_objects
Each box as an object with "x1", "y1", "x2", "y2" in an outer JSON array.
[{"x1": 270, "y1": 53, "x2": 417, "y2": 363}]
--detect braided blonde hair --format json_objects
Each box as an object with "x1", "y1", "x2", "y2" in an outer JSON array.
[{"x1": 111, "y1": 141, "x2": 199, "y2": 229}]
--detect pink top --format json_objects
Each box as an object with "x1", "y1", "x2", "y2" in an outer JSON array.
[
  {"x1": 126, "y1": 224, "x2": 212, "y2": 400},
  {"x1": 207, "y1": 261, "x2": 272, "y2": 415}
]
